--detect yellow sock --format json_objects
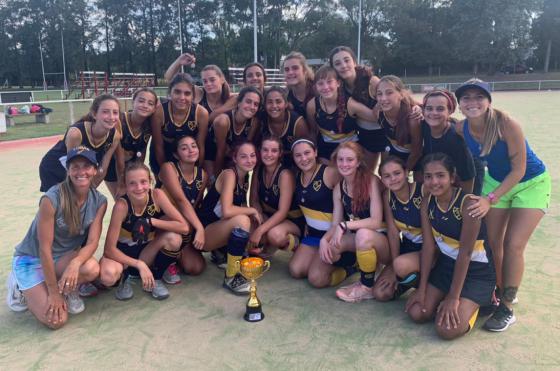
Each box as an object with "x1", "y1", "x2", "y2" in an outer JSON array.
[
  {"x1": 330, "y1": 267, "x2": 347, "y2": 286},
  {"x1": 468, "y1": 308, "x2": 480, "y2": 332},
  {"x1": 356, "y1": 249, "x2": 377, "y2": 273},
  {"x1": 226, "y1": 253, "x2": 242, "y2": 278},
  {"x1": 286, "y1": 234, "x2": 299, "y2": 252}
]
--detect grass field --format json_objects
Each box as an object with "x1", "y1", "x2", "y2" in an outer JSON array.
[{"x1": 0, "y1": 91, "x2": 559, "y2": 370}]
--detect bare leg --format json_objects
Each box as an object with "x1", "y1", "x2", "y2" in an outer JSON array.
[
  {"x1": 288, "y1": 244, "x2": 317, "y2": 279},
  {"x1": 104, "y1": 180, "x2": 119, "y2": 200},
  {"x1": 99, "y1": 257, "x2": 125, "y2": 287},
  {"x1": 203, "y1": 215, "x2": 252, "y2": 252},
  {"x1": 23, "y1": 283, "x2": 68, "y2": 330},
  {"x1": 484, "y1": 208, "x2": 510, "y2": 290},
  {"x1": 501, "y1": 208, "x2": 544, "y2": 307},
  {"x1": 179, "y1": 245, "x2": 206, "y2": 276},
  {"x1": 407, "y1": 283, "x2": 445, "y2": 323},
  {"x1": 435, "y1": 297, "x2": 480, "y2": 340}
]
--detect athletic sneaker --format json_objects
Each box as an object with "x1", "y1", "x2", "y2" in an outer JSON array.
[
  {"x1": 78, "y1": 282, "x2": 99, "y2": 297},
  {"x1": 149, "y1": 280, "x2": 169, "y2": 300},
  {"x1": 483, "y1": 303, "x2": 516, "y2": 332},
  {"x1": 336, "y1": 281, "x2": 375, "y2": 303},
  {"x1": 211, "y1": 249, "x2": 227, "y2": 270},
  {"x1": 6, "y1": 271, "x2": 27, "y2": 312},
  {"x1": 115, "y1": 276, "x2": 134, "y2": 301},
  {"x1": 223, "y1": 273, "x2": 251, "y2": 295},
  {"x1": 163, "y1": 263, "x2": 182, "y2": 285},
  {"x1": 65, "y1": 291, "x2": 85, "y2": 314}
]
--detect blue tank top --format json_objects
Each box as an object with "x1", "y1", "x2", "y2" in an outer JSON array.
[{"x1": 462, "y1": 120, "x2": 545, "y2": 182}]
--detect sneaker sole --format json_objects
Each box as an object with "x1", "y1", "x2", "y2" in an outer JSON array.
[
  {"x1": 163, "y1": 277, "x2": 182, "y2": 285},
  {"x1": 222, "y1": 282, "x2": 250, "y2": 296},
  {"x1": 115, "y1": 294, "x2": 134, "y2": 301},
  {"x1": 335, "y1": 293, "x2": 375, "y2": 303},
  {"x1": 484, "y1": 315, "x2": 517, "y2": 332},
  {"x1": 151, "y1": 293, "x2": 170, "y2": 300}
]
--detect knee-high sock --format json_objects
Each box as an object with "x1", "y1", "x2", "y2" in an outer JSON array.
[
  {"x1": 357, "y1": 249, "x2": 377, "y2": 288},
  {"x1": 151, "y1": 249, "x2": 180, "y2": 280},
  {"x1": 226, "y1": 228, "x2": 249, "y2": 278}
]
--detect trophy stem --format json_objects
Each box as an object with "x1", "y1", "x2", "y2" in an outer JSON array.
[{"x1": 244, "y1": 278, "x2": 264, "y2": 322}]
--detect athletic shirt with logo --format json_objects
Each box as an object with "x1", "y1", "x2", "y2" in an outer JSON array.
[
  {"x1": 161, "y1": 101, "x2": 199, "y2": 161},
  {"x1": 295, "y1": 164, "x2": 333, "y2": 238},
  {"x1": 118, "y1": 191, "x2": 164, "y2": 247},
  {"x1": 119, "y1": 111, "x2": 152, "y2": 162},
  {"x1": 389, "y1": 182, "x2": 423, "y2": 244}
]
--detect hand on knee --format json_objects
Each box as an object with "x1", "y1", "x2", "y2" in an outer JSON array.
[
  {"x1": 435, "y1": 323, "x2": 468, "y2": 340},
  {"x1": 408, "y1": 305, "x2": 432, "y2": 324}
]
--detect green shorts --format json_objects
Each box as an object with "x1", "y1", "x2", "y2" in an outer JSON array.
[{"x1": 482, "y1": 171, "x2": 551, "y2": 210}]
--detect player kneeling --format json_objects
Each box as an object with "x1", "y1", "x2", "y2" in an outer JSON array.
[{"x1": 99, "y1": 161, "x2": 189, "y2": 300}]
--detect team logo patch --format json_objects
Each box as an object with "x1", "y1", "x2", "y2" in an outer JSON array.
[
  {"x1": 147, "y1": 204, "x2": 158, "y2": 216},
  {"x1": 391, "y1": 199, "x2": 397, "y2": 210},
  {"x1": 429, "y1": 208, "x2": 435, "y2": 220},
  {"x1": 452, "y1": 206, "x2": 462, "y2": 220},
  {"x1": 313, "y1": 180, "x2": 322, "y2": 192},
  {"x1": 196, "y1": 180, "x2": 203, "y2": 190},
  {"x1": 187, "y1": 121, "x2": 197, "y2": 131},
  {"x1": 144, "y1": 133, "x2": 151, "y2": 143},
  {"x1": 243, "y1": 182, "x2": 249, "y2": 191},
  {"x1": 273, "y1": 184, "x2": 279, "y2": 196},
  {"x1": 413, "y1": 196, "x2": 422, "y2": 209}
]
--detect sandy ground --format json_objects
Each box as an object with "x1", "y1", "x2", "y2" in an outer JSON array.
[{"x1": 0, "y1": 91, "x2": 559, "y2": 370}]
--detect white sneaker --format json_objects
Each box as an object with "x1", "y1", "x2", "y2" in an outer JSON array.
[
  {"x1": 65, "y1": 291, "x2": 85, "y2": 314},
  {"x1": 6, "y1": 271, "x2": 27, "y2": 312}
]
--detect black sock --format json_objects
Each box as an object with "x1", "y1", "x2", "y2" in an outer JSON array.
[{"x1": 151, "y1": 249, "x2": 179, "y2": 280}]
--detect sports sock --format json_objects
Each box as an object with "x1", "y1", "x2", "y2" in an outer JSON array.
[
  {"x1": 225, "y1": 228, "x2": 249, "y2": 278},
  {"x1": 151, "y1": 249, "x2": 180, "y2": 280},
  {"x1": 356, "y1": 249, "x2": 377, "y2": 288}
]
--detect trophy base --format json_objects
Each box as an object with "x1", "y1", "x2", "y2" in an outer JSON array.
[{"x1": 244, "y1": 305, "x2": 264, "y2": 322}]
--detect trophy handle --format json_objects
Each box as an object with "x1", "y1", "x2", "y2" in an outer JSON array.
[{"x1": 262, "y1": 260, "x2": 271, "y2": 274}]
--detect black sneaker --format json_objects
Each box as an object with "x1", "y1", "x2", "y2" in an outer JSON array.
[
  {"x1": 223, "y1": 273, "x2": 250, "y2": 295},
  {"x1": 211, "y1": 249, "x2": 227, "y2": 270},
  {"x1": 483, "y1": 303, "x2": 516, "y2": 332}
]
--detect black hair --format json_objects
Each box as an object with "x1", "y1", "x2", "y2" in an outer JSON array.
[{"x1": 421, "y1": 152, "x2": 456, "y2": 176}]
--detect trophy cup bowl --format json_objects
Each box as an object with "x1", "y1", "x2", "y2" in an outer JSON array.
[{"x1": 236, "y1": 257, "x2": 270, "y2": 322}]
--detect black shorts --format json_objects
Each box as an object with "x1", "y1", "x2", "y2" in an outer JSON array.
[
  {"x1": 385, "y1": 145, "x2": 410, "y2": 162},
  {"x1": 428, "y1": 254, "x2": 495, "y2": 306},
  {"x1": 400, "y1": 237, "x2": 422, "y2": 255},
  {"x1": 117, "y1": 241, "x2": 148, "y2": 259},
  {"x1": 199, "y1": 211, "x2": 220, "y2": 228},
  {"x1": 105, "y1": 157, "x2": 118, "y2": 182},
  {"x1": 205, "y1": 133, "x2": 217, "y2": 161},
  {"x1": 333, "y1": 251, "x2": 357, "y2": 268},
  {"x1": 39, "y1": 157, "x2": 66, "y2": 192},
  {"x1": 358, "y1": 128, "x2": 388, "y2": 153}
]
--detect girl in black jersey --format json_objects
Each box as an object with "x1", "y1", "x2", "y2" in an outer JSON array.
[
  {"x1": 198, "y1": 141, "x2": 261, "y2": 295},
  {"x1": 289, "y1": 139, "x2": 355, "y2": 289},
  {"x1": 243, "y1": 62, "x2": 267, "y2": 94},
  {"x1": 316, "y1": 142, "x2": 388, "y2": 302},
  {"x1": 378, "y1": 156, "x2": 425, "y2": 301},
  {"x1": 150, "y1": 73, "x2": 209, "y2": 176},
  {"x1": 329, "y1": 46, "x2": 384, "y2": 168},
  {"x1": 376, "y1": 75, "x2": 422, "y2": 171},
  {"x1": 106, "y1": 88, "x2": 158, "y2": 197},
  {"x1": 306, "y1": 65, "x2": 378, "y2": 163},
  {"x1": 248, "y1": 136, "x2": 303, "y2": 257},
  {"x1": 262, "y1": 87, "x2": 309, "y2": 167},
  {"x1": 282, "y1": 51, "x2": 315, "y2": 119},
  {"x1": 405, "y1": 153, "x2": 495, "y2": 340},
  {"x1": 209, "y1": 87, "x2": 262, "y2": 176},
  {"x1": 419, "y1": 89, "x2": 477, "y2": 193},
  {"x1": 165, "y1": 56, "x2": 237, "y2": 122},
  {"x1": 159, "y1": 135, "x2": 208, "y2": 279},
  {"x1": 39, "y1": 94, "x2": 122, "y2": 193},
  {"x1": 100, "y1": 161, "x2": 189, "y2": 301}
]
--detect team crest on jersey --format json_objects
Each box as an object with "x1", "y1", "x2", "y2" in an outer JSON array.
[
  {"x1": 147, "y1": 204, "x2": 158, "y2": 216},
  {"x1": 273, "y1": 184, "x2": 279, "y2": 196},
  {"x1": 390, "y1": 199, "x2": 397, "y2": 210},
  {"x1": 187, "y1": 121, "x2": 197, "y2": 131},
  {"x1": 287, "y1": 136, "x2": 295, "y2": 145},
  {"x1": 243, "y1": 182, "x2": 249, "y2": 191},
  {"x1": 429, "y1": 208, "x2": 435, "y2": 220},
  {"x1": 453, "y1": 206, "x2": 462, "y2": 220},
  {"x1": 144, "y1": 133, "x2": 151, "y2": 143},
  {"x1": 413, "y1": 196, "x2": 422, "y2": 209},
  {"x1": 313, "y1": 180, "x2": 322, "y2": 192}
]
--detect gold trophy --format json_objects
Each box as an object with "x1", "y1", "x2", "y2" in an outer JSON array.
[{"x1": 235, "y1": 257, "x2": 270, "y2": 322}]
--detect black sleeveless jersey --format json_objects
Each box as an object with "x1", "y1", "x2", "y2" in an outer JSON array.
[
  {"x1": 161, "y1": 101, "x2": 200, "y2": 160},
  {"x1": 199, "y1": 168, "x2": 249, "y2": 220},
  {"x1": 295, "y1": 164, "x2": 333, "y2": 238},
  {"x1": 287, "y1": 89, "x2": 307, "y2": 119},
  {"x1": 118, "y1": 190, "x2": 164, "y2": 246},
  {"x1": 340, "y1": 180, "x2": 371, "y2": 221},
  {"x1": 119, "y1": 111, "x2": 151, "y2": 161},
  {"x1": 258, "y1": 165, "x2": 302, "y2": 219},
  {"x1": 261, "y1": 110, "x2": 302, "y2": 167}
]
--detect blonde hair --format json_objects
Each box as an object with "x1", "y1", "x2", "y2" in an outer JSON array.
[
  {"x1": 480, "y1": 108, "x2": 507, "y2": 156},
  {"x1": 58, "y1": 177, "x2": 82, "y2": 236}
]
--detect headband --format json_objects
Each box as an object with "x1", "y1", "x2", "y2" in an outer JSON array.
[{"x1": 291, "y1": 138, "x2": 316, "y2": 151}]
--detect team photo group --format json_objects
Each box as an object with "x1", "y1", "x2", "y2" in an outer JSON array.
[{"x1": 6, "y1": 45, "x2": 551, "y2": 340}]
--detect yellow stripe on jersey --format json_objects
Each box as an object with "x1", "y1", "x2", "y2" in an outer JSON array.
[
  {"x1": 432, "y1": 227, "x2": 488, "y2": 263},
  {"x1": 387, "y1": 137, "x2": 410, "y2": 153},
  {"x1": 300, "y1": 205, "x2": 333, "y2": 232},
  {"x1": 319, "y1": 127, "x2": 358, "y2": 143},
  {"x1": 395, "y1": 221, "x2": 423, "y2": 243}
]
